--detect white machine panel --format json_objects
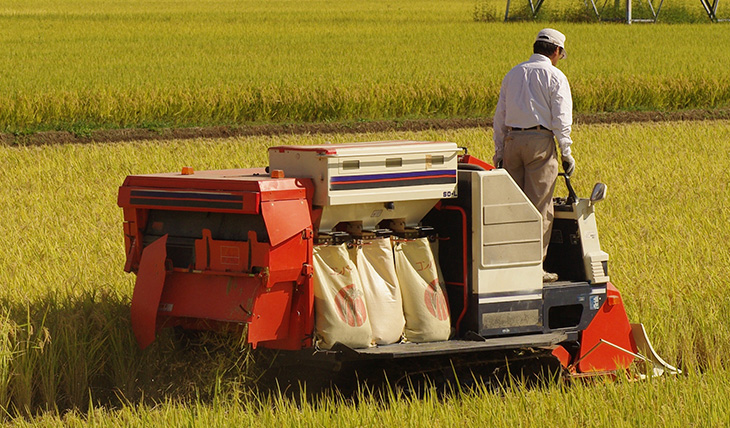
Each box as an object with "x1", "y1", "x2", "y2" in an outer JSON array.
[
  {"x1": 554, "y1": 199, "x2": 610, "y2": 284},
  {"x1": 469, "y1": 169, "x2": 543, "y2": 297},
  {"x1": 268, "y1": 141, "x2": 459, "y2": 206},
  {"x1": 269, "y1": 141, "x2": 460, "y2": 231}
]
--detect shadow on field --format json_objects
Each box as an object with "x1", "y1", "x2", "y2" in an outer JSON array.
[
  {"x1": 0, "y1": 291, "x2": 255, "y2": 418},
  {"x1": 251, "y1": 346, "x2": 566, "y2": 405},
  {"x1": 0, "y1": 290, "x2": 566, "y2": 418}
]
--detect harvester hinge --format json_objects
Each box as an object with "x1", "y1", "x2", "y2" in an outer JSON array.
[
  {"x1": 238, "y1": 304, "x2": 253, "y2": 317},
  {"x1": 124, "y1": 236, "x2": 138, "y2": 273},
  {"x1": 297, "y1": 264, "x2": 314, "y2": 286},
  {"x1": 302, "y1": 228, "x2": 314, "y2": 239},
  {"x1": 255, "y1": 267, "x2": 270, "y2": 287}
]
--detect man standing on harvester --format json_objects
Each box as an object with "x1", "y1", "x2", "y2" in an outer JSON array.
[{"x1": 492, "y1": 28, "x2": 576, "y2": 283}]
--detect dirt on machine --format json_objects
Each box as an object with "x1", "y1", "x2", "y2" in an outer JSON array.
[{"x1": 117, "y1": 140, "x2": 678, "y2": 390}]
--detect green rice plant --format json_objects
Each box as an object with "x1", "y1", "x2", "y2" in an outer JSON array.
[
  {"x1": 474, "y1": 0, "x2": 501, "y2": 22},
  {"x1": 35, "y1": 305, "x2": 61, "y2": 413},
  {"x1": 6, "y1": 368, "x2": 730, "y2": 427},
  {"x1": 104, "y1": 301, "x2": 142, "y2": 403},
  {"x1": 54, "y1": 292, "x2": 107, "y2": 411},
  {"x1": 7, "y1": 306, "x2": 49, "y2": 416},
  {"x1": 0, "y1": 311, "x2": 17, "y2": 414}
]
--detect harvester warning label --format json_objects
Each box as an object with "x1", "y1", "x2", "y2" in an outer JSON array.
[
  {"x1": 335, "y1": 284, "x2": 368, "y2": 327},
  {"x1": 590, "y1": 295, "x2": 601, "y2": 310},
  {"x1": 220, "y1": 246, "x2": 240, "y2": 265}
]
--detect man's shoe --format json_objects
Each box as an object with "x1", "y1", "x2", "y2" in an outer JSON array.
[{"x1": 543, "y1": 270, "x2": 558, "y2": 283}]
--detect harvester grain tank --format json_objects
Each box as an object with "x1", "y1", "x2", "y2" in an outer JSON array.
[{"x1": 117, "y1": 140, "x2": 678, "y2": 380}]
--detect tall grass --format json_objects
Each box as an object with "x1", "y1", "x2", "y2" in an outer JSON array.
[
  {"x1": 0, "y1": 1, "x2": 729, "y2": 134},
  {"x1": 8, "y1": 369, "x2": 730, "y2": 426},
  {"x1": 1, "y1": 121, "x2": 729, "y2": 420}
]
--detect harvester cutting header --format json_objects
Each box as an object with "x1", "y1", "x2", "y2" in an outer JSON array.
[{"x1": 118, "y1": 140, "x2": 678, "y2": 379}]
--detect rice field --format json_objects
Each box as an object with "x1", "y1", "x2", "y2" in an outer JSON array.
[
  {"x1": 1, "y1": 120, "x2": 729, "y2": 423},
  {"x1": 3, "y1": 0, "x2": 730, "y2": 424},
  {"x1": 1, "y1": 0, "x2": 729, "y2": 134},
  {"x1": 10, "y1": 371, "x2": 730, "y2": 427}
]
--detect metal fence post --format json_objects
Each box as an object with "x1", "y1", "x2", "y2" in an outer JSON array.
[{"x1": 626, "y1": 0, "x2": 632, "y2": 23}]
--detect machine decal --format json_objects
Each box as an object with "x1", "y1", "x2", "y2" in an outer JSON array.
[
  {"x1": 590, "y1": 295, "x2": 601, "y2": 310},
  {"x1": 129, "y1": 189, "x2": 244, "y2": 210},
  {"x1": 330, "y1": 170, "x2": 457, "y2": 190},
  {"x1": 219, "y1": 246, "x2": 241, "y2": 266}
]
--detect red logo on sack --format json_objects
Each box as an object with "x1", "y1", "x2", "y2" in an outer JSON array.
[
  {"x1": 335, "y1": 284, "x2": 367, "y2": 327},
  {"x1": 424, "y1": 279, "x2": 449, "y2": 321}
]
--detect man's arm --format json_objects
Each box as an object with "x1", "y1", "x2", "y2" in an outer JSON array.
[
  {"x1": 551, "y1": 73, "x2": 575, "y2": 175},
  {"x1": 550, "y1": 73, "x2": 573, "y2": 158},
  {"x1": 493, "y1": 80, "x2": 508, "y2": 166}
]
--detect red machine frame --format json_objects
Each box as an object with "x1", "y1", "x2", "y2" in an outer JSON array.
[
  {"x1": 117, "y1": 151, "x2": 677, "y2": 379},
  {"x1": 118, "y1": 169, "x2": 316, "y2": 350}
]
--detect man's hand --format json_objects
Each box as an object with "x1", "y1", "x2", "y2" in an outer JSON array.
[{"x1": 562, "y1": 154, "x2": 575, "y2": 176}]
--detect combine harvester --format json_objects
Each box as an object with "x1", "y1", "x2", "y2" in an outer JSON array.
[{"x1": 117, "y1": 141, "x2": 678, "y2": 386}]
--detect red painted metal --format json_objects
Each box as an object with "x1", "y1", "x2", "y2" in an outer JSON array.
[
  {"x1": 121, "y1": 207, "x2": 147, "y2": 273},
  {"x1": 195, "y1": 229, "x2": 250, "y2": 272},
  {"x1": 120, "y1": 168, "x2": 268, "y2": 192},
  {"x1": 118, "y1": 169, "x2": 316, "y2": 350},
  {"x1": 118, "y1": 169, "x2": 313, "y2": 215},
  {"x1": 458, "y1": 154, "x2": 495, "y2": 171},
  {"x1": 434, "y1": 202, "x2": 469, "y2": 336},
  {"x1": 248, "y1": 282, "x2": 295, "y2": 346},
  {"x1": 552, "y1": 345, "x2": 572, "y2": 369},
  {"x1": 154, "y1": 226, "x2": 311, "y2": 349},
  {"x1": 261, "y1": 199, "x2": 312, "y2": 247},
  {"x1": 158, "y1": 272, "x2": 261, "y2": 323},
  {"x1": 130, "y1": 235, "x2": 168, "y2": 349},
  {"x1": 577, "y1": 283, "x2": 638, "y2": 373}
]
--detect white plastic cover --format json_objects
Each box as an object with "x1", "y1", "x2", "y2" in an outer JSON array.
[
  {"x1": 394, "y1": 237, "x2": 451, "y2": 343},
  {"x1": 313, "y1": 244, "x2": 372, "y2": 350},
  {"x1": 350, "y1": 238, "x2": 405, "y2": 345}
]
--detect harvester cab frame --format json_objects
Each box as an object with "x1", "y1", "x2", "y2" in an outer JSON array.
[{"x1": 117, "y1": 140, "x2": 678, "y2": 381}]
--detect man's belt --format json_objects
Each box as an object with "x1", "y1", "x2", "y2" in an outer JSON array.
[{"x1": 510, "y1": 125, "x2": 549, "y2": 131}]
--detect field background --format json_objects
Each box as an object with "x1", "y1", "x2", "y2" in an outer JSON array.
[
  {"x1": 3, "y1": 121, "x2": 730, "y2": 424},
  {"x1": 2, "y1": 0, "x2": 730, "y2": 425},
  {"x1": 1, "y1": 0, "x2": 730, "y2": 135}
]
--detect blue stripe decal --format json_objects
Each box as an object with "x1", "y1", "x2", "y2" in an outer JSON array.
[
  {"x1": 131, "y1": 190, "x2": 242, "y2": 201},
  {"x1": 330, "y1": 169, "x2": 456, "y2": 183}
]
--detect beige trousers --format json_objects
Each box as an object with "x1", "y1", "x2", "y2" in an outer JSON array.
[{"x1": 503, "y1": 129, "x2": 559, "y2": 260}]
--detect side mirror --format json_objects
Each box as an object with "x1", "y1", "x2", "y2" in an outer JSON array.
[{"x1": 590, "y1": 183, "x2": 607, "y2": 204}]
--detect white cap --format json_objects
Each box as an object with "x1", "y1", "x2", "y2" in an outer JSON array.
[{"x1": 535, "y1": 28, "x2": 566, "y2": 58}]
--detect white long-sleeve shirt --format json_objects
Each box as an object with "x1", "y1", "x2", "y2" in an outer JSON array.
[{"x1": 493, "y1": 54, "x2": 573, "y2": 160}]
